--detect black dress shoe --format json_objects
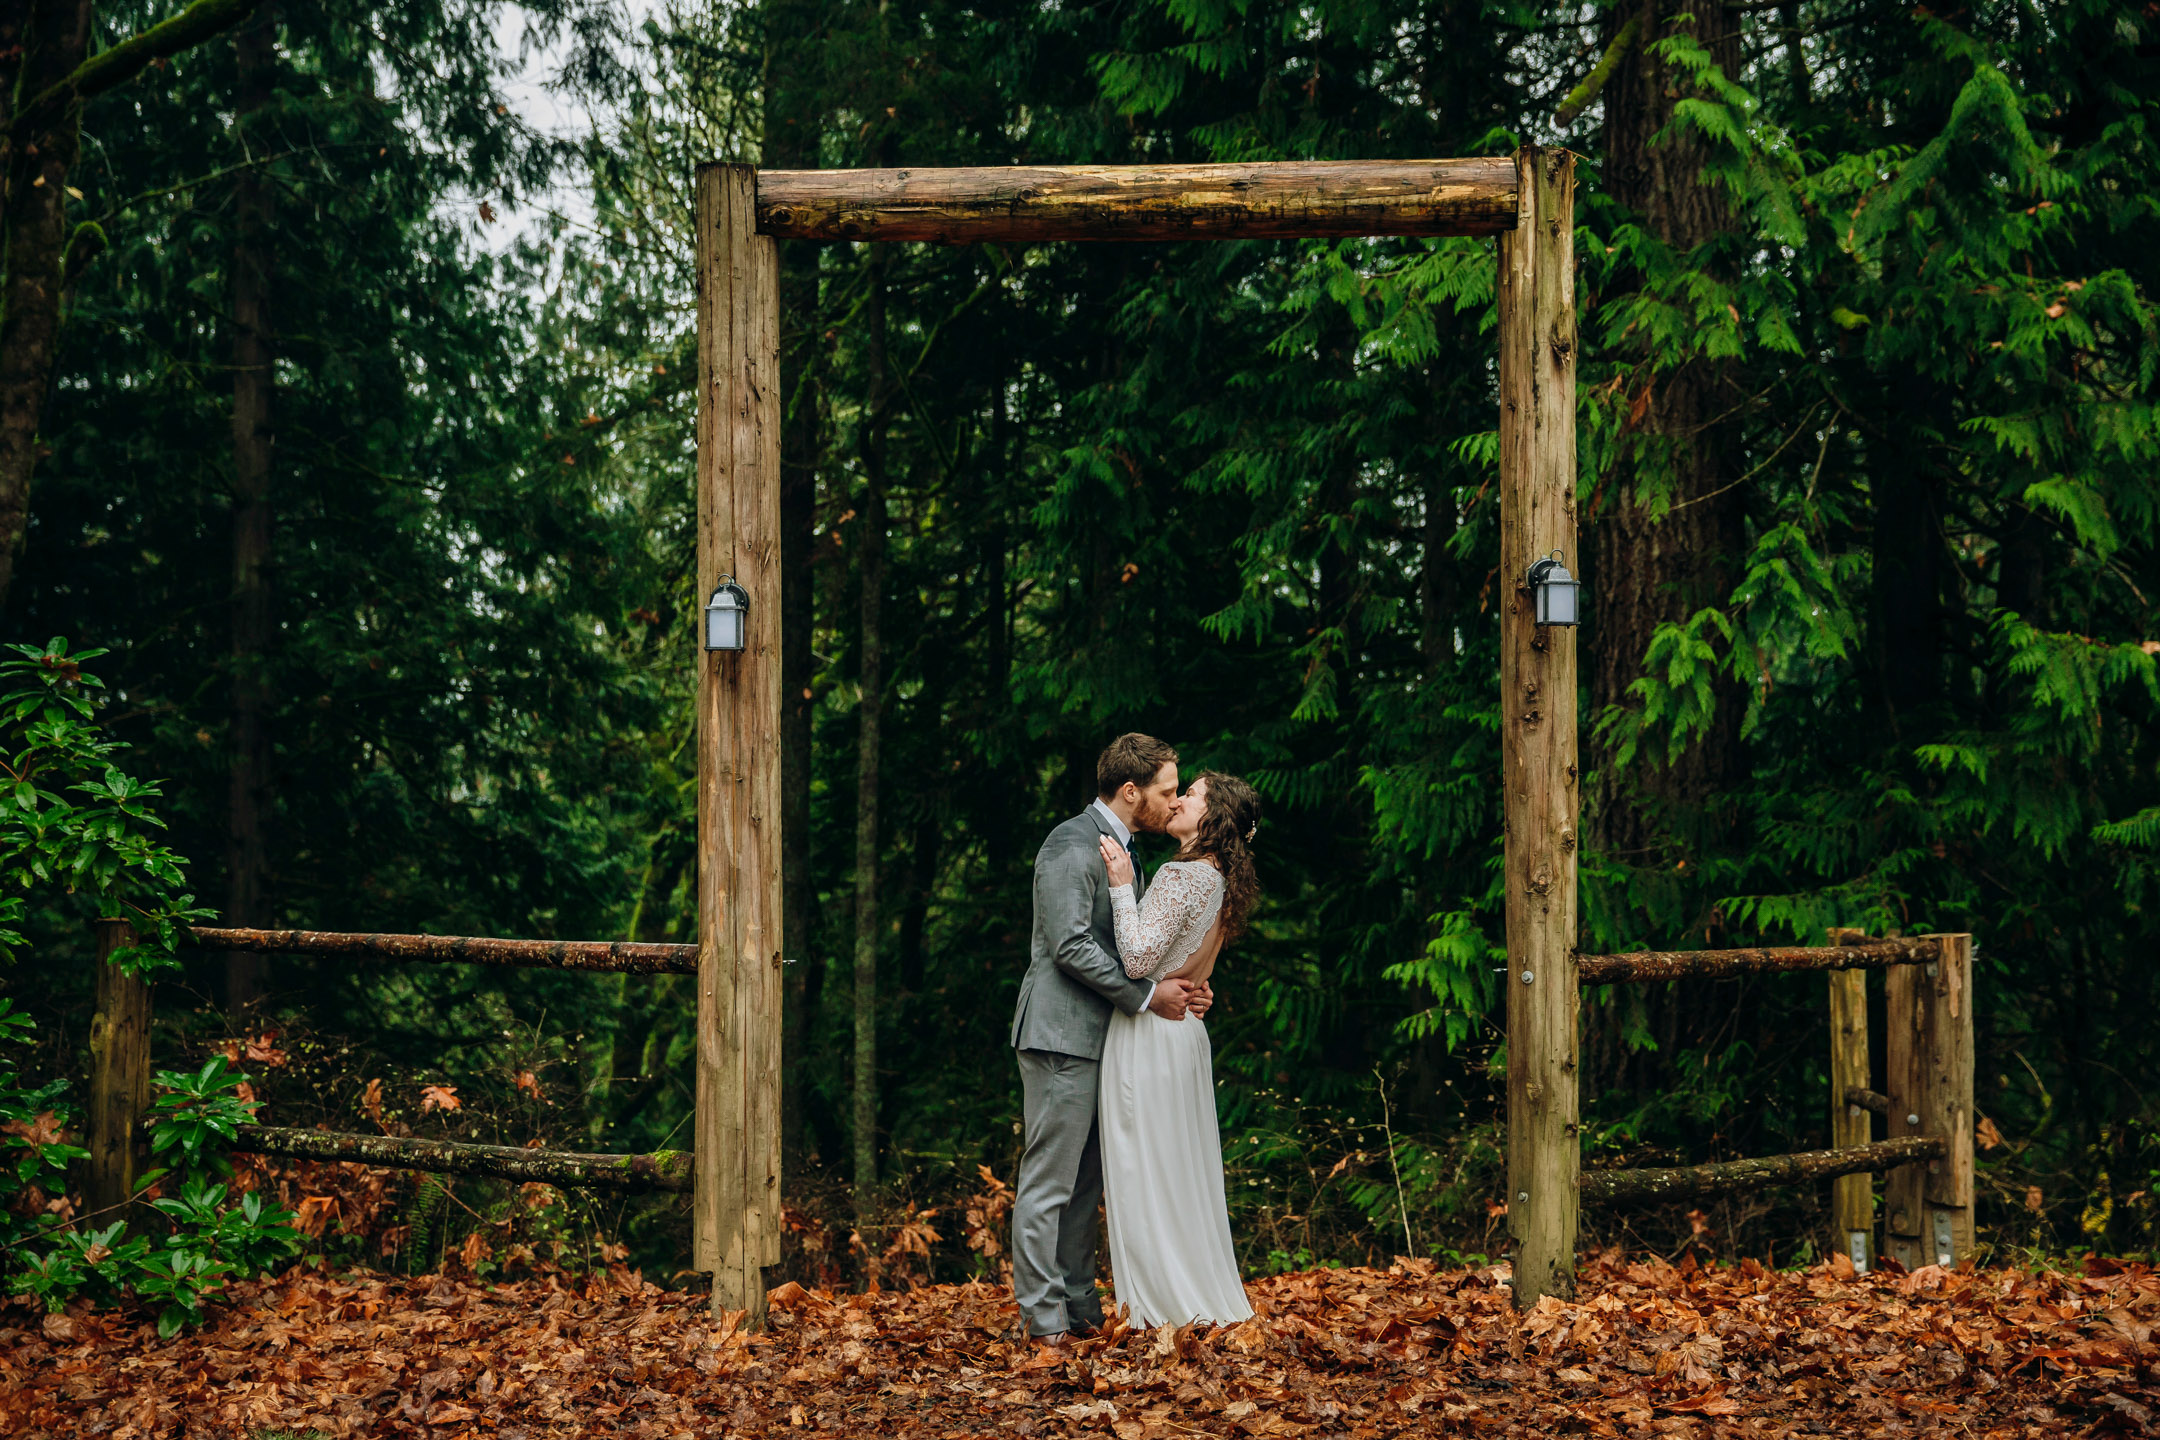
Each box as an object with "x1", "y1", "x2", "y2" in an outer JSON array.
[
  {"x1": 1034, "y1": 1331, "x2": 1073, "y2": 1350},
  {"x1": 1065, "y1": 1318, "x2": 1101, "y2": 1339}
]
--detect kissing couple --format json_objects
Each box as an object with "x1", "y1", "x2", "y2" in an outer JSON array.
[{"x1": 1007, "y1": 732, "x2": 1262, "y2": 1346}]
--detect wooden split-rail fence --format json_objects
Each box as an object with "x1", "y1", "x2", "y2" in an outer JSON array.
[
  {"x1": 80, "y1": 920, "x2": 708, "y2": 1259},
  {"x1": 1557, "y1": 927, "x2": 1974, "y2": 1280},
  {"x1": 82, "y1": 915, "x2": 1972, "y2": 1309}
]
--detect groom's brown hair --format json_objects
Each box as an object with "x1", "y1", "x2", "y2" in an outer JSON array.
[{"x1": 1096, "y1": 733, "x2": 1178, "y2": 798}]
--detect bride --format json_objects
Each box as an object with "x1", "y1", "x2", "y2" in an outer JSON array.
[{"x1": 1095, "y1": 771, "x2": 1262, "y2": 1328}]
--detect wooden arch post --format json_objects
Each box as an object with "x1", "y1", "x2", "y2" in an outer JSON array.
[
  {"x1": 693, "y1": 162, "x2": 784, "y2": 1323},
  {"x1": 1498, "y1": 145, "x2": 1580, "y2": 1307}
]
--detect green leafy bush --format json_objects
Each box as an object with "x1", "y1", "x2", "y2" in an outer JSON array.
[
  {"x1": 0, "y1": 638, "x2": 210, "y2": 971},
  {"x1": 2, "y1": 1021, "x2": 302, "y2": 1336},
  {"x1": 0, "y1": 642, "x2": 297, "y2": 1334}
]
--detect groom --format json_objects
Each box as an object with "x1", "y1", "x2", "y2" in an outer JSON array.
[{"x1": 1009, "y1": 732, "x2": 1210, "y2": 1346}]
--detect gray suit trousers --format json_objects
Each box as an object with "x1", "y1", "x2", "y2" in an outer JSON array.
[{"x1": 1012, "y1": 1048, "x2": 1107, "y2": 1337}]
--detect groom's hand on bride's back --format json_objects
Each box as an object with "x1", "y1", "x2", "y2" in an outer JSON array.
[
  {"x1": 1186, "y1": 981, "x2": 1214, "y2": 1019},
  {"x1": 1147, "y1": 978, "x2": 1195, "y2": 1021}
]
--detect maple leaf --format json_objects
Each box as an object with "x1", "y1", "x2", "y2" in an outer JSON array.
[
  {"x1": 1655, "y1": 1332, "x2": 1725, "y2": 1386},
  {"x1": 2, "y1": 1108, "x2": 69, "y2": 1147},
  {"x1": 1976, "y1": 1114, "x2": 2006, "y2": 1150},
  {"x1": 361, "y1": 1077, "x2": 385, "y2": 1126},
  {"x1": 419, "y1": 1083, "x2": 461, "y2": 1113},
  {"x1": 243, "y1": 1032, "x2": 289, "y2": 1067},
  {"x1": 514, "y1": 1069, "x2": 546, "y2": 1102},
  {"x1": 294, "y1": 1194, "x2": 338, "y2": 1238},
  {"x1": 1664, "y1": 1386, "x2": 1742, "y2": 1415}
]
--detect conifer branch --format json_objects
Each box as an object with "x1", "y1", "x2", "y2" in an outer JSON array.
[
  {"x1": 1554, "y1": 18, "x2": 1640, "y2": 129},
  {"x1": 10, "y1": 0, "x2": 261, "y2": 138}
]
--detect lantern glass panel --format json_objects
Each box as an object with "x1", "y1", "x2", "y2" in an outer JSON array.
[
  {"x1": 1539, "y1": 579, "x2": 1577, "y2": 626},
  {"x1": 704, "y1": 585, "x2": 748, "y2": 651}
]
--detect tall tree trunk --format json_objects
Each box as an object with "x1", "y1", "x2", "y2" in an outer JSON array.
[
  {"x1": 851, "y1": 246, "x2": 889, "y2": 1231},
  {"x1": 225, "y1": 9, "x2": 276, "y2": 1013},
  {"x1": 765, "y1": 0, "x2": 824, "y2": 1170},
  {"x1": 1589, "y1": 0, "x2": 1748, "y2": 860},
  {"x1": 898, "y1": 815, "x2": 936, "y2": 994},
  {"x1": 1872, "y1": 371, "x2": 1950, "y2": 727},
  {"x1": 0, "y1": 0, "x2": 92, "y2": 613}
]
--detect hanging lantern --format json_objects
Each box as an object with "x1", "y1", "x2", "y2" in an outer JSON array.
[
  {"x1": 1526, "y1": 551, "x2": 1582, "y2": 627},
  {"x1": 703, "y1": 578, "x2": 750, "y2": 652}
]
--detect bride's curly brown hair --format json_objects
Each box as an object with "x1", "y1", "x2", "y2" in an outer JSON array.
[{"x1": 1175, "y1": 772, "x2": 1262, "y2": 943}]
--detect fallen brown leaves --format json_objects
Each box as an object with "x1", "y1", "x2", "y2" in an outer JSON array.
[{"x1": 2, "y1": 1251, "x2": 2154, "y2": 1437}]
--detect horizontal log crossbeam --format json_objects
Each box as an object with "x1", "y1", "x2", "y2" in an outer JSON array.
[
  {"x1": 752, "y1": 159, "x2": 1519, "y2": 244},
  {"x1": 231, "y1": 1125, "x2": 692, "y2": 1193},
  {"x1": 188, "y1": 926, "x2": 697, "y2": 975},
  {"x1": 1576, "y1": 936, "x2": 1941, "y2": 986},
  {"x1": 1846, "y1": 1087, "x2": 1893, "y2": 1117},
  {"x1": 1579, "y1": 1137, "x2": 1944, "y2": 1205}
]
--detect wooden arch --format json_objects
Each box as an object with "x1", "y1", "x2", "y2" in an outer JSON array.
[{"x1": 691, "y1": 149, "x2": 1579, "y2": 1320}]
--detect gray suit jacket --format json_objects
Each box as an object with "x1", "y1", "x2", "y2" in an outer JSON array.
[{"x1": 1009, "y1": 808, "x2": 1154, "y2": 1059}]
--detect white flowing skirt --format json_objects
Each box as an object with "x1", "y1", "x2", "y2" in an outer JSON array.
[{"x1": 1099, "y1": 1009, "x2": 1254, "y2": 1328}]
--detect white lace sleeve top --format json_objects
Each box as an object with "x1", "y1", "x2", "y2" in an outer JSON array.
[{"x1": 1109, "y1": 860, "x2": 1225, "y2": 983}]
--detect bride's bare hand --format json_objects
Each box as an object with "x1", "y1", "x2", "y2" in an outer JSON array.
[{"x1": 1098, "y1": 835, "x2": 1135, "y2": 886}]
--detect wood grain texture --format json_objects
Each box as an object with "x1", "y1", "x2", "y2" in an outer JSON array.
[
  {"x1": 695, "y1": 163, "x2": 785, "y2": 1325},
  {"x1": 1499, "y1": 146, "x2": 1579, "y2": 1309},
  {"x1": 85, "y1": 919, "x2": 151, "y2": 1218},
  {"x1": 1828, "y1": 961, "x2": 1874, "y2": 1253},
  {"x1": 187, "y1": 926, "x2": 697, "y2": 974},
  {"x1": 1576, "y1": 935, "x2": 1939, "y2": 984},
  {"x1": 755, "y1": 158, "x2": 1518, "y2": 243},
  {"x1": 1580, "y1": 1137, "x2": 1942, "y2": 1204},
  {"x1": 1884, "y1": 934, "x2": 1974, "y2": 1268},
  {"x1": 231, "y1": 1126, "x2": 693, "y2": 1193}
]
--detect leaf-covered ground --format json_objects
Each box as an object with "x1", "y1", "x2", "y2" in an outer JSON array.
[{"x1": 2, "y1": 1253, "x2": 2154, "y2": 1437}]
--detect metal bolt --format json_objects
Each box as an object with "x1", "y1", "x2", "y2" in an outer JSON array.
[
  {"x1": 1520, "y1": 969, "x2": 1535, "y2": 985},
  {"x1": 1907, "y1": 1113, "x2": 1921, "y2": 1127}
]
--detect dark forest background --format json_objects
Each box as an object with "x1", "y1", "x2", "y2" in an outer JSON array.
[{"x1": 6, "y1": 0, "x2": 2158, "y2": 1283}]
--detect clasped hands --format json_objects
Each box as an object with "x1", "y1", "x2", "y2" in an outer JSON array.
[
  {"x1": 1098, "y1": 835, "x2": 1213, "y2": 1023},
  {"x1": 1150, "y1": 976, "x2": 1212, "y2": 1022}
]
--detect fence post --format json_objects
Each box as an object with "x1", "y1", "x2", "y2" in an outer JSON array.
[
  {"x1": 1826, "y1": 927, "x2": 1873, "y2": 1271},
  {"x1": 85, "y1": 919, "x2": 153, "y2": 1219},
  {"x1": 1498, "y1": 144, "x2": 1579, "y2": 1308},
  {"x1": 693, "y1": 162, "x2": 786, "y2": 1327},
  {"x1": 1884, "y1": 933, "x2": 1974, "y2": 1269}
]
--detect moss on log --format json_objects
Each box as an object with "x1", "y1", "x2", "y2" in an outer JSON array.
[
  {"x1": 187, "y1": 927, "x2": 697, "y2": 974},
  {"x1": 1580, "y1": 1137, "x2": 1944, "y2": 1205},
  {"x1": 1577, "y1": 936, "x2": 1940, "y2": 986},
  {"x1": 231, "y1": 1126, "x2": 694, "y2": 1193}
]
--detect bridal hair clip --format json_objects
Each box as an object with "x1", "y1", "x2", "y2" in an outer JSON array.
[{"x1": 1244, "y1": 824, "x2": 1257, "y2": 842}]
